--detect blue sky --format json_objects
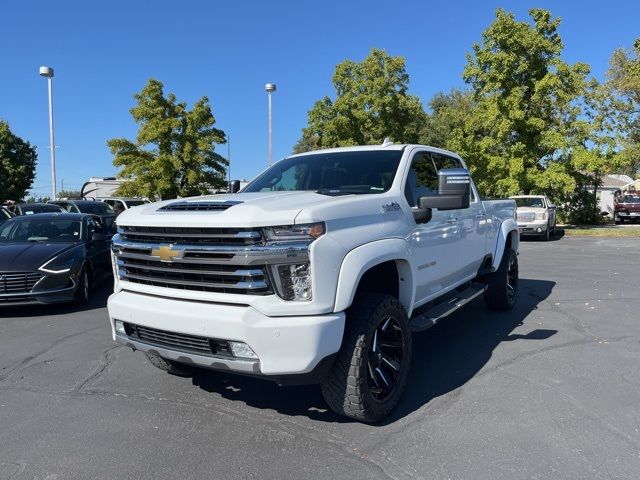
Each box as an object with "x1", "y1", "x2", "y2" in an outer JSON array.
[{"x1": 1, "y1": 0, "x2": 638, "y2": 197}]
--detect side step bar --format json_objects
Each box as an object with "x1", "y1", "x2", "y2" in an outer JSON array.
[{"x1": 409, "y1": 283, "x2": 487, "y2": 332}]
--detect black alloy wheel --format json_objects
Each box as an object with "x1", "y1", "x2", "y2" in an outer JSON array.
[
  {"x1": 505, "y1": 251, "x2": 518, "y2": 305},
  {"x1": 367, "y1": 316, "x2": 405, "y2": 402}
]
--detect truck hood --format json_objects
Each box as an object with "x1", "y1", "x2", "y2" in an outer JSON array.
[{"x1": 116, "y1": 191, "x2": 340, "y2": 228}]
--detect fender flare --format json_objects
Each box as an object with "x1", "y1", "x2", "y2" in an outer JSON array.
[
  {"x1": 492, "y1": 219, "x2": 519, "y2": 270},
  {"x1": 333, "y1": 238, "x2": 414, "y2": 314}
]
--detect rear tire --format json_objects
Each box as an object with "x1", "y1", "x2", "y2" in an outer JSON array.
[
  {"x1": 145, "y1": 352, "x2": 193, "y2": 377},
  {"x1": 484, "y1": 248, "x2": 518, "y2": 311},
  {"x1": 321, "y1": 293, "x2": 412, "y2": 423}
]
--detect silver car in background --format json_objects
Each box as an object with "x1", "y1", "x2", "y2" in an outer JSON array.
[{"x1": 510, "y1": 195, "x2": 557, "y2": 241}]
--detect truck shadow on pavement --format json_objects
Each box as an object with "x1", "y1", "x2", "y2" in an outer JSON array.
[{"x1": 191, "y1": 278, "x2": 556, "y2": 424}]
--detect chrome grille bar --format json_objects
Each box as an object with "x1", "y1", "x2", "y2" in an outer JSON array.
[
  {"x1": 112, "y1": 229, "x2": 312, "y2": 295},
  {"x1": 0, "y1": 272, "x2": 43, "y2": 294}
]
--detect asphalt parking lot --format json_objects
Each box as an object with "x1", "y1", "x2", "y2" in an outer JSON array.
[{"x1": 1, "y1": 236, "x2": 639, "y2": 480}]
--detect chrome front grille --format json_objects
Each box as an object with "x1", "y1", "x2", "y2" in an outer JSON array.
[
  {"x1": 0, "y1": 272, "x2": 43, "y2": 294},
  {"x1": 118, "y1": 251, "x2": 271, "y2": 294},
  {"x1": 113, "y1": 226, "x2": 295, "y2": 295},
  {"x1": 120, "y1": 226, "x2": 262, "y2": 245},
  {"x1": 516, "y1": 211, "x2": 536, "y2": 222}
]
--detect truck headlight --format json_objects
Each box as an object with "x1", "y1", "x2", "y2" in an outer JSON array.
[
  {"x1": 269, "y1": 263, "x2": 313, "y2": 301},
  {"x1": 263, "y1": 222, "x2": 325, "y2": 243},
  {"x1": 535, "y1": 212, "x2": 547, "y2": 220}
]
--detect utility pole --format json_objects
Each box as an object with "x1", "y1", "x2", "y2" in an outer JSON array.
[
  {"x1": 39, "y1": 66, "x2": 57, "y2": 200},
  {"x1": 265, "y1": 83, "x2": 276, "y2": 166}
]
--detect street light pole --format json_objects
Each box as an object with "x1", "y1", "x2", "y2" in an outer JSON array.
[
  {"x1": 39, "y1": 66, "x2": 57, "y2": 200},
  {"x1": 265, "y1": 83, "x2": 276, "y2": 166}
]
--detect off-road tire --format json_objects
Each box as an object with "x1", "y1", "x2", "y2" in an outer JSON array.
[
  {"x1": 484, "y1": 248, "x2": 518, "y2": 311},
  {"x1": 145, "y1": 352, "x2": 193, "y2": 377},
  {"x1": 321, "y1": 293, "x2": 412, "y2": 423}
]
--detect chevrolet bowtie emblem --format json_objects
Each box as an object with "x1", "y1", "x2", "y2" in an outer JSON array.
[{"x1": 151, "y1": 244, "x2": 183, "y2": 262}]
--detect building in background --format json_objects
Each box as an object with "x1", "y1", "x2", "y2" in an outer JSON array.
[{"x1": 80, "y1": 177, "x2": 124, "y2": 199}]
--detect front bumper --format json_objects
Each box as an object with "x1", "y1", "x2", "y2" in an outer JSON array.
[
  {"x1": 615, "y1": 212, "x2": 640, "y2": 219},
  {"x1": 107, "y1": 289, "x2": 345, "y2": 377},
  {"x1": 0, "y1": 284, "x2": 76, "y2": 306},
  {"x1": 516, "y1": 220, "x2": 548, "y2": 235}
]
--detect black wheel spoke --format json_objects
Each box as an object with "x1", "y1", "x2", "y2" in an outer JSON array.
[
  {"x1": 381, "y1": 355, "x2": 400, "y2": 372},
  {"x1": 366, "y1": 314, "x2": 405, "y2": 402},
  {"x1": 374, "y1": 367, "x2": 392, "y2": 389}
]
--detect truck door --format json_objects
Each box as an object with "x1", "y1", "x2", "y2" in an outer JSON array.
[
  {"x1": 432, "y1": 153, "x2": 487, "y2": 279},
  {"x1": 403, "y1": 151, "x2": 460, "y2": 304}
]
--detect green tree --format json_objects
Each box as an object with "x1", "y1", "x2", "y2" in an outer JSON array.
[
  {"x1": 457, "y1": 9, "x2": 590, "y2": 198},
  {"x1": 0, "y1": 120, "x2": 38, "y2": 203},
  {"x1": 296, "y1": 49, "x2": 427, "y2": 151},
  {"x1": 108, "y1": 79, "x2": 227, "y2": 199},
  {"x1": 606, "y1": 38, "x2": 640, "y2": 177}
]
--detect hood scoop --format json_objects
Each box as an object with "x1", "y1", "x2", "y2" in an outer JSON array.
[{"x1": 158, "y1": 200, "x2": 242, "y2": 212}]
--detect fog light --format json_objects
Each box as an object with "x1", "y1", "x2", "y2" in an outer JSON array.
[
  {"x1": 229, "y1": 341, "x2": 258, "y2": 359},
  {"x1": 536, "y1": 227, "x2": 542, "y2": 233},
  {"x1": 114, "y1": 320, "x2": 126, "y2": 335}
]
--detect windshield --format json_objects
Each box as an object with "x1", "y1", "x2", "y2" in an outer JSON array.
[
  {"x1": 124, "y1": 200, "x2": 148, "y2": 207},
  {"x1": 21, "y1": 204, "x2": 64, "y2": 214},
  {"x1": 0, "y1": 218, "x2": 83, "y2": 243},
  {"x1": 77, "y1": 202, "x2": 113, "y2": 214},
  {"x1": 244, "y1": 150, "x2": 403, "y2": 195},
  {"x1": 620, "y1": 195, "x2": 640, "y2": 203},
  {"x1": 514, "y1": 197, "x2": 545, "y2": 208}
]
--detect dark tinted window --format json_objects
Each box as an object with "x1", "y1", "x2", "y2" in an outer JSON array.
[
  {"x1": 514, "y1": 197, "x2": 545, "y2": 208},
  {"x1": 76, "y1": 202, "x2": 112, "y2": 214},
  {"x1": 20, "y1": 204, "x2": 64, "y2": 214},
  {"x1": 0, "y1": 218, "x2": 82, "y2": 243},
  {"x1": 431, "y1": 153, "x2": 461, "y2": 170},
  {"x1": 404, "y1": 153, "x2": 439, "y2": 207},
  {"x1": 244, "y1": 150, "x2": 403, "y2": 194}
]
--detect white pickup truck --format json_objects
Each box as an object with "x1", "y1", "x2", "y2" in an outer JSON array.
[{"x1": 108, "y1": 143, "x2": 519, "y2": 422}]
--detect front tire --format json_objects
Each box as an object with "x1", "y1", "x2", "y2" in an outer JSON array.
[
  {"x1": 321, "y1": 293, "x2": 412, "y2": 423},
  {"x1": 74, "y1": 266, "x2": 90, "y2": 305},
  {"x1": 484, "y1": 248, "x2": 518, "y2": 311}
]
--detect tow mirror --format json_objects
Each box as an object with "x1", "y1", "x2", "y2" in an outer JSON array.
[
  {"x1": 419, "y1": 168, "x2": 471, "y2": 211},
  {"x1": 91, "y1": 232, "x2": 106, "y2": 243}
]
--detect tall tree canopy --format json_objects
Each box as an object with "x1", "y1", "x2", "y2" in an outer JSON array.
[
  {"x1": 0, "y1": 120, "x2": 37, "y2": 203},
  {"x1": 295, "y1": 49, "x2": 427, "y2": 152},
  {"x1": 108, "y1": 79, "x2": 227, "y2": 199},
  {"x1": 607, "y1": 38, "x2": 640, "y2": 177},
  {"x1": 453, "y1": 9, "x2": 591, "y2": 197}
]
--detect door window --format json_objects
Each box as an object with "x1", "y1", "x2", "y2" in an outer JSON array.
[
  {"x1": 432, "y1": 153, "x2": 461, "y2": 170},
  {"x1": 404, "y1": 153, "x2": 439, "y2": 207}
]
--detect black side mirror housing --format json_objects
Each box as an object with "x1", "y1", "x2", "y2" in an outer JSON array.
[
  {"x1": 230, "y1": 180, "x2": 241, "y2": 193},
  {"x1": 419, "y1": 168, "x2": 471, "y2": 211},
  {"x1": 91, "y1": 232, "x2": 106, "y2": 243}
]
